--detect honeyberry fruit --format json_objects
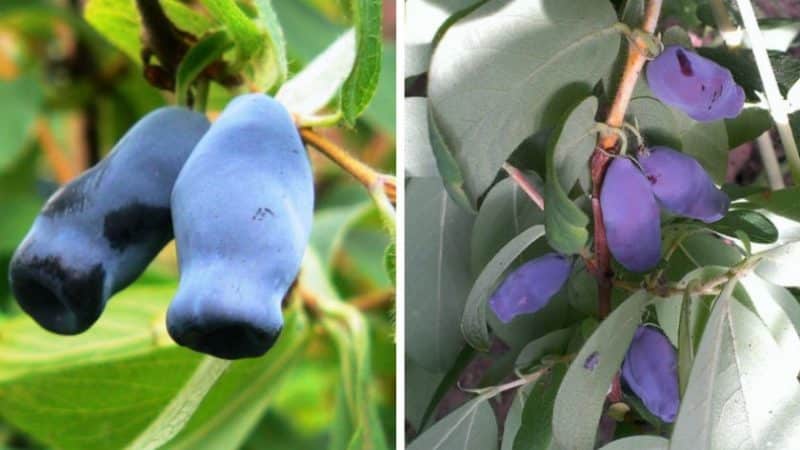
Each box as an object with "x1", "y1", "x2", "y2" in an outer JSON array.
[
  {"x1": 489, "y1": 253, "x2": 571, "y2": 323},
  {"x1": 9, "y1": 107, "x2": 210, "y2": 335},
  {"x1": 646, "y1": 45, "x2": 744, "y2": 122},
  {"x1": 601, "y1": 157, "x2": 661, "y2": 273},
  {"x1": 639, "y1": 146, "x2": 729, "y2": 223},
  {"x1": 167, "y1": 94, "x2": 314, "y2": 360},
  {"x1": 622, "y1": 325, "x2": 680, "y2": 423}
]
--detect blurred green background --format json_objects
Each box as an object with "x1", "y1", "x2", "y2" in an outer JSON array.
[{"x1": 0, "y1": 1, "x2": 396, "y2": 449}]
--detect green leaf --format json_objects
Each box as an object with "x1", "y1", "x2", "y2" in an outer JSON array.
[
  {"x1": 515, "y1": 328, "x2": 573, "y2": 372},
  {"x1": 404, "y1": 0, "x2": 484, "y2": 77},
  {"x1": 162, "y1": 1, "x2": 216, "y2": 36},
  {"x1": 501, "y1": 383, "x2": 533, "y2": 450},
  {"x1": 253, "y1": 0, "x2": 289, "y2": 88},
  {"x1": 598, "y1": 436, "x2": 669, "y2": 450},
  {"x1": 84, "y1": 0, "x2": 142, "y2": 62},
  {"x1": 745, "y1": 186, "x2": 800, "y2": 222},
  {"x1": 165, "y1": 309, "x2": 309, "y2": 450},
  {"x1": 656, "y1": 267, "x2": 739, "y2": 351},
  {"x1": 418, "y1": 345, "x2": 476, "y2": 431},
  {"x1": 404, "y1": 98, "x2": 439, "y2": 178},
  {"x1": 673, "y1": 111, "x2": 729, "y2": 184},
  {"x1": 754, "y1": 240, "x2": 800, "y2": 287},
  {"x1": 383, "y1": 241, "x2": 396, "y2": 284},
  {"x1": 0, "y1": 76, "x2": 42, "y2": 171},
  {"x1": 552, "y1": 290, "x2": 652, "y2": 449},
  {"x1": 427, "y1": 0, "x2": 619, "y2": 206},
  {"x1": 711, "y1": 209, "x2": 778, "y2": 244},
  {"x1": 407, "y1": 397, "x2": 497, "y2": 450},
  {"x1": 84, "y1": 0, "x2": 215, "y2": 64},
  {"x1": 470, "y1": 174, "x2": 544, "y2": 275},
  {"x1": 340, "y1": 0, "x2": 382, "y2": 125},
  {"x1": 406, "y1": 177, "x2": 474, "y2": 371},
  {"x1": 201, "y1": 0, "x2": 262, "y2": 62},
  {"x1": 543, "y1": 97, "x2": 595, "y2": 254},
  {"x1": 271, "y1": 2, "x2": 394, "y2": 132},
  {"x1": 725, "y1": 107, "x2": 772, "y2": 148},
  {"x1": 512, "y1": 362, "x2": 567, "y2": 450},
  {"x1": 461, "y1": 225, "x2": 546, "y2": 351},
  {"x1": 677, "y1": 291, "x2": 693, "y2": 395},
  {"x1": 671, "y1": 280, "x2": 800, "y2": 450},
  {"x1": 175, "y1": 31, "x2": 233, "y2": 105},
  {"x1": 276, "y1": 30, "x2": 356, "y2": 116},
  {"x1": 427, "y1": 104, "x2": 473, "y2": 211},
  {"x1": 740, "y1": 274, "x2": 800, "y2": 374},
  {"x1": 0, "y1": 282, "x2": 309, "y2": 450},
  {"x1": 405, "y1": 358, "x2": 444, "y2": 432}
]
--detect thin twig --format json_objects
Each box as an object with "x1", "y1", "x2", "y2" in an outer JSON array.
[
  {"x1": 349, "y1": 289, "x2": 395, "y2": 311},
  {"x1": 502, "y1": 162, "x2": 544, "y2": 210},
  {"x1": 592, "y1": 0, "x2": 663, "y2": 319},
  {"x1": 735, "y1": 0, "x2": 800, "y2": 184},
  {"x1": 612, "y1": 256, "x2": 760, "y2": 298},
  {"x1": 35, "y1": 119, "x2": 78, "y2": 184},
  {"x1": 299, "y1": 128, "x2": 396, "y2": 204}
]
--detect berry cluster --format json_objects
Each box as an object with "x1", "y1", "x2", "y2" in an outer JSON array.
[
  {"x1": 488, "y1": 46, "x2": 742, "y2": 421},
  {"x1": 602, "y1": 146, "x2": 730, "y2": 273},
  {"x1": 8, "y1": 94, "x2": 313, "y2": 360}
]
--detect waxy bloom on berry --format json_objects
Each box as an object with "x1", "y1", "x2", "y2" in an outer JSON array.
[
  {"x1": 489, "y1": 253, "x2": 571, "y2": 323},
  {"x1": 647, "y1": 46, "x2": 744, "y2": 122}
]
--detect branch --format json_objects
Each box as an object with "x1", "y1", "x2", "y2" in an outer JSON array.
[
  {"x1": 502, "y1": 162, "x2": 545, "y2": 210},
  {"x1": 592, "y1": 0, "x2": 663, "y2": 319},
  {"x1": 349, "y1": 289, "x2": 395, "y2": 311},
  {"x1": 612, "y1": 256, "x2": 759, "y2": 298},
  {"x1": 299, "y1": 128, "x2": 396, "y2": 205}
]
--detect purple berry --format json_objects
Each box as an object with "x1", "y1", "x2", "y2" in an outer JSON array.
[
  {"x1": 622, "y1": 325, "x2": 680, "y2": 423},
  {"x1": 639, "y1": 147, "x2": 729, "y2": 223},
  {"x1": 488, "y1": 253, "x2": 571, "y2": 323},
  {"x1": 601, "y1": 158, "x2": 661, "y2": 272},
  {"x1": 646, "y1": 46, "x2": 744, "y2": 121}
]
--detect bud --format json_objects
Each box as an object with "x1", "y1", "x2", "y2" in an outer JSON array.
[
  {"x1": 646, "y1": 46, "x2": 744, "y2": 122},
  {"x1": 489, "y1": 253, "x2": 571, "y2": 323},
  {"x1": 639, "y1": 146, "x2": 729, "y2": 223},
  {"x1": 600, "y1": 157, "x2": 661, "y2": 272},
  {"x1": 622, "y1": 325, "x2": 680, "y2": 423}
]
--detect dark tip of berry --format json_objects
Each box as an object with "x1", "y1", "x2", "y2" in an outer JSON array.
[
  {"x1": 171, "y1": 321, "x2": 282, "y2": 359},
  {"x1": 676, "y1": 49, "x2": 693, "y2": 77},
  {"x1": 10, "y1": 256, "x2": 105, "y2": 335}
]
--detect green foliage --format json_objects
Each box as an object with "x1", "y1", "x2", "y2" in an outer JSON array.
[
  {"x1": 406, "y1": 2, "x2": 800, "y2": 442},
  {"x1": 427, "y1": 0, "x2": 620, "y2": 207},
  {"x1": 543, "y1": 97, "x2": 595, "y2": 255}
]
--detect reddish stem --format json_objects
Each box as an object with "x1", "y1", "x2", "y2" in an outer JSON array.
[
  {"x1": 592, "y1": 0, "x2": 663, "y2": 319},
  {"x1": 503, "y1": 162, "x2": 545, "y2": 210}
]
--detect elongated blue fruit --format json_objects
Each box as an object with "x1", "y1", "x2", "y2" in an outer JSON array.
[
  {"x1": 647, "y1": 46, "x2": 744, "y2": 122},
  {"x1": 8, "y1": 107, "x2": 210, "y2": 334},
  {"x1": 622, "y1": 325, "x2": 680, "y2": 423},
  {"x1": 167, "y1": 94, "x2": 314, "y2": 360},
  {"x1": 639, "y1": 146, "x2": 729, "y2": 223},
  {"x1": 489, "y1": 253, "x2": 571, "y2": 323},
  {"x1": 601, "y1": 158, "x2": 661, "y2": 272}
]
